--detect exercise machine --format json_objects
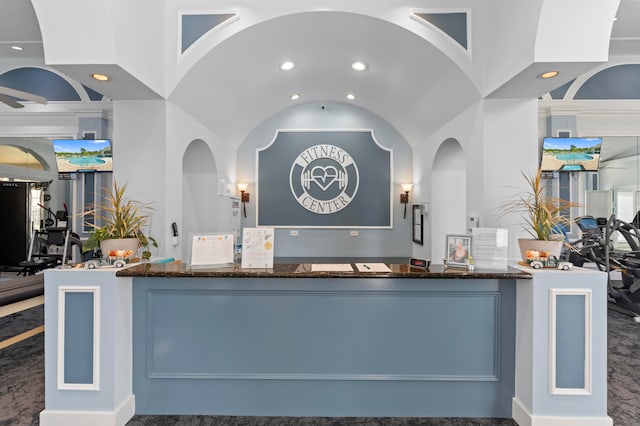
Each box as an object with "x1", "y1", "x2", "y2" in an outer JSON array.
[
  {"x1": 570, "y1": 214, "x2": 640, "y2": 321},
  {"x1": 18, "y1": 205, "x2": 81, "y2": 276}
]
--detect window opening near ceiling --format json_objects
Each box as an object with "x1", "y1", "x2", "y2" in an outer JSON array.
[
  {"x1": 0, "y1": 145, "x2": 46, "y2": 170},
  {"x1": 180, "y1": 12, "x2": 238, "y2": 55},
  {"x1": 411, "y1": 10, "x2": 470, "y2": 51}
]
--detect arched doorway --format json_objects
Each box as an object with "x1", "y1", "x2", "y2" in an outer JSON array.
[
  {"x1": 182, "y1": 139, "x2": 217, "y2": 260},
  {"x1": 431, "y1": 138, "x2": 466, "y2": 261}
]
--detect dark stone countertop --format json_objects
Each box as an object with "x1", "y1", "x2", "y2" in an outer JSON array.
[{"x1": 116, "y1": 258, "x2": 531, "y2": 279}]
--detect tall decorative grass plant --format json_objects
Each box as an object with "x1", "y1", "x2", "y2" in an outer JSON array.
[
  {"x1": 502, "y1": 169, "x2": 580, "y2": 262},
  {"x1": 503, "y1": 169, "x2": 578, "y2": 240},
  {"x1": 82, "y1": 180, "x2": 157, "y2": 260}
]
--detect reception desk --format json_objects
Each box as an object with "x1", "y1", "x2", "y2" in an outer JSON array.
[{"x1": 39, "y1": 260, "x2": 611, "y2": 426}]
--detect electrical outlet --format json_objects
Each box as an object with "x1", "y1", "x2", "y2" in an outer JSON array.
[
  {"x1": 350, "y1": 230, "x2": 359, "y2": 237},
  {"x1": 290, "y1": 230, "x2": 299, "y2": 236}
]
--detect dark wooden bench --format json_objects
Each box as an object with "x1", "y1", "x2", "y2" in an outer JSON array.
[{"x1": 0, "y1": 274, "x2": 45, "y2": 350}]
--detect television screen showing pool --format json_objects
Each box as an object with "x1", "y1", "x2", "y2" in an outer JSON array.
[
  {"x1": 541, "y1": 137, "x2": 601, "y2": 172},
  {"x1": 53, "y1": 139, "x2": 112, "y2": 173}
]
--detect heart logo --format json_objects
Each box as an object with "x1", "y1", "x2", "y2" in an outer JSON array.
[{"x1": 310, "y1": 166, "x2": 338, "y2": 191}]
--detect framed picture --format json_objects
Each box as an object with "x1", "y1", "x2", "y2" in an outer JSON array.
[
  {"x1": 412, "y1": 205, "x2": 423, "y2": 245},
  {"x1": 445, "y1": 234, "x2": 472, "y2": 267}
]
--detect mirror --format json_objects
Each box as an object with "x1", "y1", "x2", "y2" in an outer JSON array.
[
  {"x1": 599, "y1": 136, "x2": 640, "y2": 191},
  {"x1": 586, "y1": 136, "x2": 640, "y2": 249}
]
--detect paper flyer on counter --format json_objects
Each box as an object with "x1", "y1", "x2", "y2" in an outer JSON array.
[
  {"x1": 189, "y1": 233, "x2": 235, "y2": 267},
  {"x1": 471, "y1": 228, "x2": 508, "y2": 269},
  {"x1": 241, "y1": 227, "x2": 274, "y2": 268}
]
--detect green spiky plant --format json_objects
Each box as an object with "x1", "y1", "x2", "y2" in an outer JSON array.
[
  {"x1": 503, "y1": 169, "x2": 580, "y2": 240},
  {"x1": 82, "y1": 180, "x2": 157, "y2": 259}
]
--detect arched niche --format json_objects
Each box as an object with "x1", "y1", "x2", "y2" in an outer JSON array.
[
  {"x1": 181, "y1": 139, "x2": 217, "y2": 261},
  {"x1": 0, "y1": 145, "x2": 46, "y2": 170},
  {"x1": 0, "y1": 137, "x2": 57, "y2": 182},
  {"x1": 431, "y1": 138, "x2": 466, "y2": 262}
]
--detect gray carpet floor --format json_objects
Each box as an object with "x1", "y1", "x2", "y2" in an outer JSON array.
[{"x1": 1, "y1": 306, "x2": 639, "y2": 426}]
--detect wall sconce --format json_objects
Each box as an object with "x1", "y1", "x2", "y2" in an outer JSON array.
[
  {"x1": 400, "y1": 183, "x2": 413, "y2": 219},
  {"x1": 237, "y1": 183, "x2": 249, "y2": 217}
]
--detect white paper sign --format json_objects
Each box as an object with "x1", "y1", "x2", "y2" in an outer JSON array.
[
  {"x1": 190, "y1": 233, "x2": 235, "y2": 266},
  {"x1": 311, "y1": 264, "x2": 353, "y2": 272},
  {"x1": 471, "y1": 227, "x2": 509, "y2": 269},
  {"x1": 241, "y1": 227, "x2": 275, "y2": 268}
]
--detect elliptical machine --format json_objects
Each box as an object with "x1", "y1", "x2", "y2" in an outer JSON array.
[{"x1": 570, "y1": 213, "x2": 640, "y2": 322}]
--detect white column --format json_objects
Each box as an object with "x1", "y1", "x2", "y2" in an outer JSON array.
[
  {"x1": 40, "y1": 268, "x2": 134, "y2": 426},
  {"x1": 512, "y1": 266, "x2": 612, "y2": 426}
]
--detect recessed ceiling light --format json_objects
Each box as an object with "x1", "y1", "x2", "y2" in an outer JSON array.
[
  {"x1": 346, "y1": 93, "x2": 355, "y2": 100},
  {"x1": 91, "y1": 73, "x2": 109, "y2": 81},
  {"x1": 290, "y1": 93, "x2": 300, "y2": 100},
  {"x1": 11, "y1": 45, "x2": 23, "y2": 51},
  {"x1": 280, "y1": 61, "x2": 295, "y2": 71},
  {"x1": 352, "y1": 61, "x2": 367, "y2": 71},
  {"x1": 538, "y1": 70, "x2": 559, "y2": 79}
]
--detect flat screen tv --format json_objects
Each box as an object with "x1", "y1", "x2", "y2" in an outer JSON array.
[
  {"x1": 53, "y1": 139, "x2": 112, "y2": 173},
  {"x1": 541, "y1": 137, "x2": 601, "y2": 172}
]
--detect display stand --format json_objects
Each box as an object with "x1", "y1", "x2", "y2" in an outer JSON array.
[
  {"x1": 241, "y1": 227, "x2": 274, "y2": 268},
  {"x1": 471, "y1": 228, "x2": 509, "y2": 269},
  {"x1": 188, "y1": 233, "x2": 235, "y2": 269}
]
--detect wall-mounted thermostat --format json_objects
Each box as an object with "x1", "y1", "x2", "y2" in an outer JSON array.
[{"x1": 467, "y1": 216, "x2": 479, "y2": 232}]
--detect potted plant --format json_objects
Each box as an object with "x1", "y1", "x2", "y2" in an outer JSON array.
[
  {"x1": 502, "y1": 168, "x2": 579, "y2": 263},
  {"x1": 82, "y1": 180, "x2": 157, "y2": 261}
]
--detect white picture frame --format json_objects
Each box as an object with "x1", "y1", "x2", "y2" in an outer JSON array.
[{"x1": 445, "y1": 234, "x2": 472, "y2": 267}]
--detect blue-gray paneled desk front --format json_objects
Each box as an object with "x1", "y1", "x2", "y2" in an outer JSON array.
[{"x1": 39, "y1": 261, "x2": 612, "y2": 426}]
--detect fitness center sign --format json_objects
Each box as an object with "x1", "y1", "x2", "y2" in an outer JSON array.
[
  {"x1": 257, "y1": 130, "x2": 391, "y2": 228},
  {"x1": 289, "y1": 144, "x2": 359, "y2": 214}
]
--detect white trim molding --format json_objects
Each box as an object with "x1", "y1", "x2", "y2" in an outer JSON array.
[
  {"x1": 513, "y1": 397, "x2": 613, "y2": 426},
  {"x1": 39, "y1": 394, "x2": 135, "y2": 426},
  {"x1": 57, "y1": 286, "x2": 101, "y2": 391},
  {"x1": 548, "y1": 288, "x2": 592, "y2": 395}
]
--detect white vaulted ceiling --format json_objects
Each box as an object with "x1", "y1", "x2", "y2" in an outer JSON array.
[
  {"x1": 0, "y1": 1, "x2": 635, "y2": 145},
  {"x1": 167, "y1": 11, "x2": 481, "y2": 144}
]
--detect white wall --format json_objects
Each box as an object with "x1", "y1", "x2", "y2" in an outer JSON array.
[
  {"x1": 475, "y1": 0, "x2": 541, "y2": 94},
  {"x1": 112, "y1": 100, "x2": 167, "y2": 258},
  {"x1": 481, "y1": 98, "x2": 539, "y2": 260},
  {"x1": 112, "y1": 0, "x2": 166, "y2": 96},
  {"x1": 412, "y1": 101, "x2": 483, "y2": 262},
  {"x1": 164, "y1": 101, "x2": 237, "y2": 260},
  {"x1": 111, "y1": 100, "x2": 242, "y2": 261},
  {"x1": 412, "y1": 98, "x2": 539, "y2": 262}
]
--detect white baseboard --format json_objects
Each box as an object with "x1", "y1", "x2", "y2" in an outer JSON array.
[
  {"x1": 39, "y1": 394, "x2": 135, "y2": 426},
  {"x1": 512, "y1": 397, "x2": 612, "y2": 426}
]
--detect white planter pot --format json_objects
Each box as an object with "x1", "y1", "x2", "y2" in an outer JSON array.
[
  {"x1": 517, "y1": 239, "x2": 563, "y2": 263},
  {"x1": 100, "y1": 237, "x2": 139, "y2": 258}
]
